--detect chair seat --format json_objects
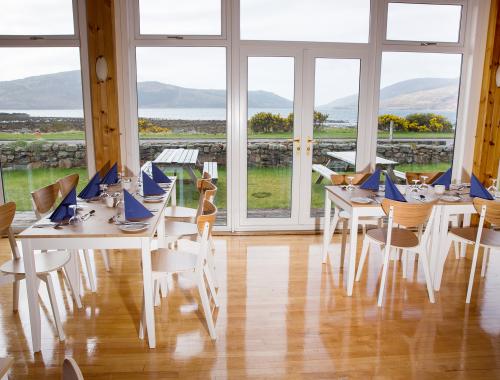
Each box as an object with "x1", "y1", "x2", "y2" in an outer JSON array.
[
  {"x1": 366, "y1": 228, "x2": 419, "y2": 248},
  {"x1": 164, "y1": 206, "x2": 197, "y2": 219},
  {"x1": 165, "y1": 220, "x2": 198, "y2": 238},
  {"x1": 151, "y1": 248, "x2": 198, "y2": 273},
  {"x1": 449, "y1": 227, "x2": 500, "y2": 248},
  {"x1": 0, "y1": 250, "x2": 70, "y2": 275}
]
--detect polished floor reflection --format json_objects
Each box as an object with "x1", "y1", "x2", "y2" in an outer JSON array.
[{"x1": 1, "y1": 234, "x2": 500, "y2": 378}]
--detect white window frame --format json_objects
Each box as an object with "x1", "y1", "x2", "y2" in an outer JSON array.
[
  {"x1": 133, "y1": 0, "x2": 228, "y2": 41},
  {"x1": 117, "y1": 0, "x2": 490, "y2": 232},
  {"x1": 382, "y1": 0, "x2": 468, "y2": 47},
  {"x1": 0, "y1": 0, "x2": 95, "y2": 206}
]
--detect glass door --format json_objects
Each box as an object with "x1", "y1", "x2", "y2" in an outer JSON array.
[{"x1": 238, "y1": 48, "x2": 303, "y2": 227}]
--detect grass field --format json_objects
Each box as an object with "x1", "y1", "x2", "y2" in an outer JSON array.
[
  {"x1": 3, "y1": 162, "x2": 450, "y2": 213},
  {"x1": 0, "y1": 129, "x2": 454, "y2": 141}
]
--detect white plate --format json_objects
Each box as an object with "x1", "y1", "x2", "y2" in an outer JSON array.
[
  {"x1": 118, "y1": 224, "x2": 148, "y2": 233},
  {"x1": 351, "y1": 197, "x2": 372, "y2": 204},
  {"x1": 143, "y1": 196, "x2": 165, "y2": 203},
  {"x1": 441, "y1": 195, "x2": 461, "y2": 202}
]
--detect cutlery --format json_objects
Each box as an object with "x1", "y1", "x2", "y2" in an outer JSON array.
[{"x1": 81, "y1": 210, "x2": 95, "y2": 221}]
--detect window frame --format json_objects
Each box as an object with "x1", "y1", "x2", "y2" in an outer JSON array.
[
  {"x1": 133, "y1": 0, "x2": 228, "y2": 41},
  {"x1": 381, "y1": 0, "x2": 468, "y2": 48},
  {"x1": 0, "y1": 0, "x2": 95, "y2": 219}
]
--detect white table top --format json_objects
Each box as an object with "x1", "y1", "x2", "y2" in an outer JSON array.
[
  {"x1": 327, "y1": 151, "x2": 398, "y2": 166},
  {"x1": 19, "y1": 180, "x2": 174, "y2": 239},
  {"x1": 153, "y1": 148, "x2": 199, "y2": 165}
]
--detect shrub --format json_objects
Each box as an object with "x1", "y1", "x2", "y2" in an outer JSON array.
[
  {"x1": 313, "y1": 111, "x2": 329, "y2": 132},
  {"x1": 378, "y1": 114, "x2": 408, "y2": 132},
  {"x1": 138, "y1": 118, "x2": 170, "y2": 134},
  {"x1": 406, "y1": 113, "x2": 453, "y2": 132},
  {"x1": 249, "y1": 112, "x2": 290, "y2": 133}
]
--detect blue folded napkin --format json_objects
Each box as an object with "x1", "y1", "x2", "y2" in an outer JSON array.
[
  {"x1": 78, "y1": 172, "x2": 101, "y2": 199},
  {"x1": 360, "y1": 169, "x2": 381, "y2": 191},
  {"x1": 49, "y1": 187, "x2": 77, "y2": 222},
  {"x1": 123, "y1": 190, "x2": 153, "y2": 221},
  {"x1": 432, "y1": 168, "x2": 452, "y2": 190},
  {"x1": 385, "y1": 176, "x2": 407, "y2": 202},
  {"x1": 142, "y1": 171, "x2": 166, "y2": 196},
  {"x1": 101, "y1": 162, "x2": 118, "y2": 185},
  {"x1": 470, "y1": 174, "x2": 494, "y2": 200},
  {"x1": 151, "y1": 163, "x2": 171, "y2": 184}
]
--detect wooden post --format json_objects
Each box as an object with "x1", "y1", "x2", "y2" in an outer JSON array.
[{"x1": 86, "y1": 0, "x2": 121, "y2": 172}]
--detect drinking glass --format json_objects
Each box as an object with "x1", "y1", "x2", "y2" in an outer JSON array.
[
  {"x1": 410, "y1": 179, "x2": 420, "y2": 193},
  {"x1": 99, "y1": 184, "x2": 109, "y2": 198},
  {"x1": 68, "y1": 205, "x2": 82, "y2": 225},
  {"x1": 346, "y1": 176, "x2": 355, "y2": 191}
]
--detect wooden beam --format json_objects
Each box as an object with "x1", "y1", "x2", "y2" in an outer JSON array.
[
  {"x1": 86, "y1": 0, "x2": 121, "y2": 172},
  {"x1": 473, "y1": 0, "x2": 500, "y2": 184}
]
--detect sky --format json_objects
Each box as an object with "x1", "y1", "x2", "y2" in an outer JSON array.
[{"x1": 0, "y1": 1, "x2": 463, "y2": 105}]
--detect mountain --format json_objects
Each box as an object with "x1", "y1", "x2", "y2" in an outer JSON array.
[
  {"x1": 0, "y1": 71, "x2": 292, "y2": 109},
  {"x1": 0, "y1": 70, "x2": 84, "y2": 109},
  {"x1": 318, "y1": 77, "x2": 460, "y2": 121}
]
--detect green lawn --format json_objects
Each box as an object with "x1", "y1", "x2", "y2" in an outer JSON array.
[
  {"x1": 2, "y1": 162, "x2": 450, "y2": 213},
  {"x1": 0, "y1": 129, "x2": 454, "y2": 141}
]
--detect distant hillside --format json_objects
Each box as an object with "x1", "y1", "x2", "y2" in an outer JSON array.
[
  {"x1": 0, "y1": 70, "x2": 292, "y2": 109},
  {"x1": 319, "y1": 77, "x2": 460, "y2": 122}
]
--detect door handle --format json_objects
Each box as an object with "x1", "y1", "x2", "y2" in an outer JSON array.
[
  {"x1": 288, "y1": 138, "x2": 301, "y2": 152},
  {"x1": 306, "y1": 137, "x2": 315, "y2": 155}
]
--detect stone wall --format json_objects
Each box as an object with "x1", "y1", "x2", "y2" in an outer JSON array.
[{"x1": 0, "y1": 139, "x2": 453, "y2": 169}]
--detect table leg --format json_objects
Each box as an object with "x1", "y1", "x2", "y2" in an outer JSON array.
[
  {"x1": 187, "y1": 165, "x2": 198, "y2": 184},
  {"x1": 434, "y1": 207, "x2": 450, "y2": 291},
  {"x1": 171, "y1": 181, "x2": 177, "y2": 206},
  {"x1": 21, "y1": 239, "x2": 41, "y2": 352},
  {"x1": 429, "y1": 205, "x2": 443, "y2": 291},
  {"x1": 157, "y1": 208, "x2": 166, "y2": 249},
  {"x1": 322, "y1": 191, "x2": 332, "y2": 263},
  {"x1": 141, "y1": 237, "x2": 156, "y2": 348},
  {"x1": 347, "y1": 209, "x2": 359, "y2": 296}
]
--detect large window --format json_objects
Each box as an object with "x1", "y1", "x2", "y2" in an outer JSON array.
[
  {"x1": 0, "y1": 1, "x2": 89, "y2": 222},
  {"x1": 135, "y1": 47, "x2": 228, "y2": 224},
  {"x1": 375, "y1": 52, "x2": 462, "y2": 176}
]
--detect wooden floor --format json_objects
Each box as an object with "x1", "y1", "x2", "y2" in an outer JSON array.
[{"x1": 1, "y1": 233, "x2": 500, "y2": 379}]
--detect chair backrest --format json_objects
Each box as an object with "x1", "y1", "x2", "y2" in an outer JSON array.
[
  {"x1": 381, "y1": 198, "x2": 436, "y2": 228},
  {"x1": 405, "y1": 172, "x2": 443, "y2": 185},
  {"x1": 0, "y1": 202, "x2": 20, "y2": 260},
  {"x1": 57, "y1": 173, "x2": 79, "y2": 198},
  {"x1": 473, "y1": 198, "x2": 500, "y2": 225},
  {"x1": 195, "y1": 181, "x2": 217, "y2": 218},
  {"x1": 62, "y1": 357, "x2": 84, "y2": 380},
  {"x1": 31, "y1": 182, "x2": 60, "y2": 218},
  {"x1": 197, "y1": 199, "x2": 217, "y2": 236},
  {"x1": 330, "y1": 173, "x2": 371, "y2": 186}
]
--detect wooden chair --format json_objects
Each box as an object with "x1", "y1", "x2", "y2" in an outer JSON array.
[
  {"x1": 355, "y1": 199, "x2": 436, "y2": 307},
  {"x1": 62, "y1": 357, "x2": 84, "y2": 380},
  {"x1": 31, "y1": 182, "x2": 60, "y2": 219},
  {"x1": 444, "y1": 198, "x2": 500, "y2": 303},
  {"x1": 0, "y1": 202, "x2": 81, "y2": 340},
  {"x1": 323, "y1": 172, "x2": 382, "y2": 264},
  {"x1": 142, "y1": 200, "x2": 219, "y2": 340},
  {"x1": 164, "y1": 173, "x2": 213, "y2": 221},
  {"x1": 57, "y1": 173, "x2": 79, "y2": 198},
  {"x1": 405, "y1": 172, "x2": 443, "y2": 186}
]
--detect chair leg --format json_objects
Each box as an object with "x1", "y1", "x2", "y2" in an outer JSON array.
[
  {"x1": 62, "y1": 266, "x2": 82, "y2": 308},
  {"x1": 323, "y1": 211, "x2": 339, "y2": 263},
  {"x1": 454, "y1": 241, "x2": 460, "y2": 260},
  {"x1": 355, "y1": 237, "x2": 370, "y2": 282},
  {"x1": 203, "y1": 263, "x2": 219, "y2": 307},
  {"x1": 402, "y1": 250, "x2": 408, "y2": 279},
  {"x1": 481, "y1": 247, "x2": 490, "y2": 278},
  {"x1": 206, "y1": 248, "x2": 219, "y2": 289},
  {"x1": 377, "y1": 244, "x2": 392, "y2": 307},
  {"x1": 12, "y1": 279, "x2": 20, "y2": 312},
  {"x1": 418, "y1": 248, "x2": 435, "y2": 303},
  {"x1": 340, "y1": 219, "x2": 348, "y2": 267},
  {"x1": 42, "y1": 273, "x2": 65, "y2": 341},
  {"x1": 196, "y1": 271, "x2": 217, "y2": 340},
  {"x1": 466, "y1": 244, "x2": 481, "y2": 304},
  {"x1": 139, "y1": 295, "x2": 146, "y2": 340},
  {"x1": 153, "y1": 279, "x2": 161, "y2": 307},
  {"x1": 82, "y1": 250, "x2": 96, "y2": 293},
  {"x1": 101, "y1": 250, "x2": 111, "y2": 272},
  {"x1": 160, "y1": 276, "x2": 168, "y2": 298}
]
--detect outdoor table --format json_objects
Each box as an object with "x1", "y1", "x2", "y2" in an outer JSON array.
[
  {"x1": 321, "y1": 185, "x2": 475, "y2": 296},
  {"x1": 153, "y1": 148, "x2": 199, "y2": 183},
  {"x1": 326, "y1": 151, "x2": 398, "y2": 170},
  {"x1": 18, "y1": 179, "x2": 176, "y2": 352}
]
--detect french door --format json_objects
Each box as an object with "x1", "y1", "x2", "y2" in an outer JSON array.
[{"x1": 238, "y1": 47, "x2": 369, "y2": 230}]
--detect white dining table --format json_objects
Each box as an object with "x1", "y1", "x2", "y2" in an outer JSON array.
[
  {"x1": 322, "y1": 185, "x2": 475, "y2": 296},
  {"x1": 18, "y1": 178, "x2": 176, "y2": 352}
]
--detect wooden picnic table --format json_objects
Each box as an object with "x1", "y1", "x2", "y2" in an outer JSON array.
[
  {"x1": 153, "y1": 148, "x2": 200, "y2": 183},
  {"x1": 326, "y1": 151, "x2": 398, "y2": 168}
]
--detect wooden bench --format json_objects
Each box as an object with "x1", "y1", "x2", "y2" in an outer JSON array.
[
  {"x1": 203, "y1": 162, "x2": 218, "y2": 183},
  {"x1": 312, "y1": 164, "x2": 337, "y2": 184}
]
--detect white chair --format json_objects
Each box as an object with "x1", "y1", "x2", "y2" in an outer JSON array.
[
  {"x1": 0, "y1": 202, "x2": 82, "y2": 341},
  {"x1": 62, "y1": 357, "x2": 84, "y2": 380},
  {"x1": 355, "y1": 198, "x2": 436, "y2": 307},
  {"x1": 141, "y1": 199, "x2": 219, "y2": 340},
  {"x1": 443, "y1": 197, "x2": 500, "y2": 303},
  {"x1": 322, "y1": 172, "x2": 383, "y2": 264},
  {"x1": 164, "y1": 172, "x2": 212, "y2": 221}
]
